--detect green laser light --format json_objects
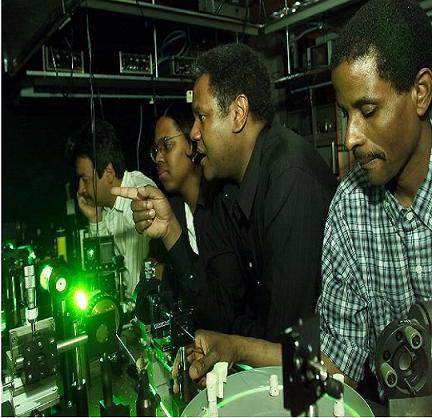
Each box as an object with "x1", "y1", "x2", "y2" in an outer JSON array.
[{"x1": 74, "y1": 290, "x2": 89, "y2": 311}]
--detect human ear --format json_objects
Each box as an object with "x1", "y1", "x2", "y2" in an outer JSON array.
[
  {"x1": 185, "y1": 139, "x2": 196, "y2": 159},
  {"x1": 413, "y1": 68, "x2": 432, "y2": 118},
  {"x1": 103, "y1": 163, "x2": 116, "y2": 183},
  {"x1": 232, "y1": 94, "x2": 248, "y2": 133}
]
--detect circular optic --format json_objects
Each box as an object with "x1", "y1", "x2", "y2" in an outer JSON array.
[
  {"x1": 40, "y1": 265, "x2": 53, "y2": 291},
  {"x1": 86, "y1": 292, "x2": 122, "y2": 333},
  {"x1": 398, "y1": 351, "x2": 412, "y2": 371},
  {"x1": 56, "y1": 277, "x2": 67, "y2": 293}
]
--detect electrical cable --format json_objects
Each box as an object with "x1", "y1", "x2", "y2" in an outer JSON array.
[
  {"x1": 85, "y1": 2, "x2": 99, "y2": 238},
  {"x1": 116, "y1": 333, "x2": 137, "y2": 364},
  {"x1": 98, "y1": 90, "x2": 105, "y2": 120},
  {"x1": 136, "y1": 105, "x2": 143, "y2": 171},
  {"x1": 50, "y1": 45, "x2": 59, "y2": 78},
  {"x1": 261, "y1": 0, "x2": 268, "y2": 23},
  {"x1": 215, "y1": 0, "x2": 228, "y2": 15},
  {"x1": 160, "y1": 30, "x2": 189, "y2": 58}
]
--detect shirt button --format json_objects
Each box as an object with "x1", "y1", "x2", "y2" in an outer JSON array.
[
  {"x1": 406, "y1": 211, "x2": 414, "y2": 221},
  {"x1": 415, "y1": 265, "x2": 423, "y2": 275}
]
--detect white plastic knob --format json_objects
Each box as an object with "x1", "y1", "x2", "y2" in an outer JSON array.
[
  {"x1": 207, "y1": 401, "x2": 218, "y2": 417},
  {"x1": 206, "y1": 371, "x2": 219, "y2": 417},
  {"x1": 269, "y1": 374, "x2": 280, "y2": 397},
  {"x1": 206, "y1": 371, "x2": 218, "y2": 402},
  {"x1": 333, "y1": 373, "x2": 345, "y2": 417},
  {"x1": 213, "y1": 362, "x2": 228, "y2": 398}
]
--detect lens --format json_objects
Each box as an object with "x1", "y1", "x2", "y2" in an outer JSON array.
[{"x1": 149, "y1": 145, "x2": 158, "y2": 162}]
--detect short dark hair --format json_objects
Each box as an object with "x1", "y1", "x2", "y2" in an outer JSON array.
[
  {"x1": 71, "y1": 119, "x2": 126, "y2": 178},
  {"x1": 160, "y1": 102, "x2": 194, "y2": 140},
  {"x1": 331, "y1": 0, "x2": 432, "y2": 93},
  {"x1": 194, "y1": 42, "x2": 275, "y2": 122}
]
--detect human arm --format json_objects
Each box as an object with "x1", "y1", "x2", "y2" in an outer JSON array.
[
  {"x1": 166, "y1": 222, "x2": 246, "y2": 333},
  {"x1": 111, "y1": 185, "x2": 181, "y2": 250},
  {"x1": 76, "y1": 192, "x2": 103, "y2": 225},
  {"x1": 321, "y1": 353, "x2": 358, "y2": 389},
  {"x1": 316, "y1": 190, "x2": 369, "y2": 387},
  {"x1": 230, "y1": 166, "x2": 335, "y2": 341},
  {"x1": 112, "y1": 185, "x2": 245, "y2": 332},
  {"x1": 172, "y1": 329, "x2": 281, "y2": 388}
]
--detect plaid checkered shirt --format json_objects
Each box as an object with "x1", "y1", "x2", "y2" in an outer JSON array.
[{"x1": 317, "y1": 147, "x2": 432, "y2": 392}]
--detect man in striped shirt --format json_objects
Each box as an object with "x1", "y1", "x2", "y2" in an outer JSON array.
[{"x1": 73, "y1": 119, "x2": 156, "y2": 296}]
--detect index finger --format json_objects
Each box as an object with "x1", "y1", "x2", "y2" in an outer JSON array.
[
  {"x1": 111, "y1": 186, "x2": 140, "y2": 200},
  {"x1": 172, "y1": 350, "x2": 181, "y2": 380}
]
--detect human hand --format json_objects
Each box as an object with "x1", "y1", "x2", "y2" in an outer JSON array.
[
  {"x1": 77, "y1": 192, "x2": 102, "y2": 223},
  {"x1": 111, "y1": 185, "x2": 181, "y2": 248},
  {"x1": 172, "y1": 330, "x2": 238, "y2": 391}
]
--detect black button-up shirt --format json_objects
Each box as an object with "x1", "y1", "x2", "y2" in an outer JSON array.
[{"x1": 169, "y1": 121, "x2": 337, "y2": 342}]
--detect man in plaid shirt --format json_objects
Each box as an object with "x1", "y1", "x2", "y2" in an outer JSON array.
[{"x1": 317, "y1": 0, "x2": 432, "y2": 397}]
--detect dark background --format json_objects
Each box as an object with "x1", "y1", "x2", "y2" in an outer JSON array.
[{"x1": 2, "y1": 5, "x2": 238, "y2": 246}]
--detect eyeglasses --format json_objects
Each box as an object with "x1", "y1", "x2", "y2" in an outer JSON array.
[{"x1": 149, "y1": 133, "x2": 183, "y2": 162}]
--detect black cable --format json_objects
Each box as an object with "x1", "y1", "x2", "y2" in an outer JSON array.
[
  {"x1": 135, "y1": 0, "x2": 146, "y2": 20},
  {"x1": 136, "y1": 105, "x2": 143, "y2": 171},
  {"x1": 64, "y1": 29, "x2": 76, "y2": 98},
  {"x1": 260, "y1": 0, "x2": 268, "y2": 24},
  {"x1": 85, "y1": 3, "x2": 99, "y2": 237},
  {"x1": 215, "y1": 0, "x2": 228, "y2": 15},
  {"x1": 98, "y1": 90, "x2": 105, "y2": 120}
]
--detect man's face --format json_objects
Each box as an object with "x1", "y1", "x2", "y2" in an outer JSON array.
[
  {"x1": 76, "y1": 156, "x2": 110, "y2": 207},
  {"x1": 190, "y1": 74, "x2": 236, "y2": 181},
  {"x1": 332, "y1": 55, "x2": 421, "y2": 187}
]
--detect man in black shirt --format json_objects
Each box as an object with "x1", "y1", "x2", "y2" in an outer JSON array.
[{"x1": 112, "y1": 43, "x2": 336, "y2": 342}]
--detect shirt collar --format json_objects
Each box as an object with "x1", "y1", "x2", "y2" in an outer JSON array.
[
  {"x1": 411, "y1": 145, "x2": 432, "y2": 228},
  {"x1": 236, "y1": 123, "x2": 271, "y2": 220},
  {"x1": 112, "y1": 170, "x2": 130, "y2": 212},
  {"x1": 384, "y1": 146, "x2": 432, "y2": 228}
]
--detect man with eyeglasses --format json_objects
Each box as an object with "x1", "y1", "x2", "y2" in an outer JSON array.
[
  {"x1": 72, "y1": 119, "x2": 156, "y2": 296},
  {"x1": 113, "y1": 43, "x2": 336, "y2": 341}
]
